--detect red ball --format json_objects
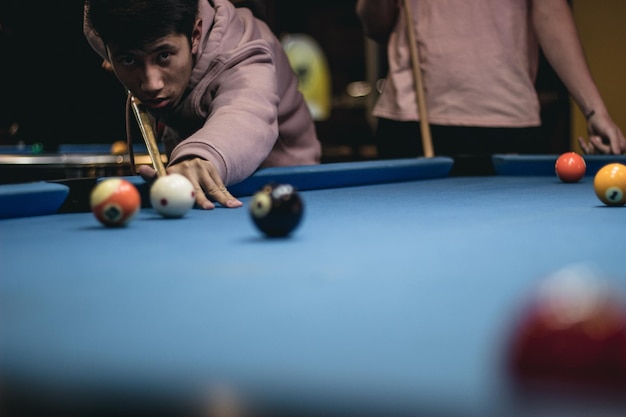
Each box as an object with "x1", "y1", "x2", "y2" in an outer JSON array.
[
  {"x1": 555, "y1": 152, "x2": 586, "y2": 183},
  {"x1": 508, "y1": 265, "x2": 626, "y2": 388},
  {"x1": 554, "y1": 152, "x2": 587, "y2": 182},
  {"x1": 90, "y1": 178, "x2": 141, "y2": 227}
]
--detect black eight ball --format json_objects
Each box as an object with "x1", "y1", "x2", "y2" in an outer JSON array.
[{"x1": 249, "y1": 183, "x2": 303, "y2": 237}]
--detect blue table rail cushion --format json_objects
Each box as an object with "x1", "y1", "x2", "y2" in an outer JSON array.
[
  {"x1": 0, "y1": 182, "x2": 69, "y2": 219},
  {"x1": 229, "y1": 157, "x2": 454, "y2": 196},
  {"x1": 492, "y1": 154, "x2": 626, "y2": 177}
]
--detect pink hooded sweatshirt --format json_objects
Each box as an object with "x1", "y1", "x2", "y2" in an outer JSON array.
[
  {"x1": 373, "y1": 0, "x2": 541, "y2": 128},
  {"x1": 85, "y1": 0, "x2": 321, "y2": 186}
]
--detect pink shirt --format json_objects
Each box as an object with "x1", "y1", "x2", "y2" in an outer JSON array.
[{"x1": 374, "y1": 0, "x2": 541, "y2": 127}]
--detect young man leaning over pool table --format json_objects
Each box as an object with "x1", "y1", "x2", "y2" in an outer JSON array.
[{"x1": 83, "y1": 0, "x2": 321, "y2": 210}]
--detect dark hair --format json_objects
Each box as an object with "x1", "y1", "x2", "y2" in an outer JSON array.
[{"x1": 85, "y1": 0, "x2": 199, "y2": 48}]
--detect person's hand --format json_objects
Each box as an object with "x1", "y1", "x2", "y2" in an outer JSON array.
[
  {"x1": 578, "y1": 112, "x2": 626, "y2": 155},
  {"x1": 138, "y1": 158, "x2": 243, "y2": 210}
]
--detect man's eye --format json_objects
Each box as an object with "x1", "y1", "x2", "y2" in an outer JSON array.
[
  {"x1": 157, "y1": 52, "x2": 171, "y2": 62},
  {"x1": 119, "y1": 57, "x2": 135, "y2": 66}
]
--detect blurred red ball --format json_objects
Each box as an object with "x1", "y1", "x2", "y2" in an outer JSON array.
[{"x1": 508, "y1": 264, "x2": 626, "y2": 388}]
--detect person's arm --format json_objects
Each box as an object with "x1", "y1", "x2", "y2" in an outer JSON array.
[
  {"x1": 355, "y1": 0, "x2": 400, "y2": 43},
  {"x1": 172, "y1": 62, "x2": 279, "y2": 180},
  {"x1": 137, "y1": 51, "x2": 280, "y2": 210},
  {"x1": 531, "y1": 0, "x2": 625, "y2": 154}
]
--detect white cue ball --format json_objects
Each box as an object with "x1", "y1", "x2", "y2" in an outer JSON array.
[{"x1": 150, "y1": 173, "x2": 196, "y2": 218}]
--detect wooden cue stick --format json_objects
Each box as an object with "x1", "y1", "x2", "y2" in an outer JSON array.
[
  {"x1": 402, "y1": 0, "x2": 434, "y2": 158},
  {"x1": 129, "y1": 93, "x2": 167, "y2": 177}
]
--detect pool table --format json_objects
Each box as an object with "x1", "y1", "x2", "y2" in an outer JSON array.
[{"x1": 2, "y1": 155, "x2": 626, "y2": 416}]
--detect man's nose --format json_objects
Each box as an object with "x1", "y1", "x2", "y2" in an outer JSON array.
[{"x1": 140, "y1": 64, "x2": 165, "y2": 94}]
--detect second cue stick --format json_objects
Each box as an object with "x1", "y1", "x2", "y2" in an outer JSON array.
[
  {"x1": 129, "y1": 93, "x2": 167, "y2": 177},
  {"x1": 402, "y1": 0, "x2": 434, "y2": 158}
]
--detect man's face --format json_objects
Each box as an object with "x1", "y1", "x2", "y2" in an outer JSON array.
[{"x1": 107, "y1": 32, "x2": 198, "y2": 112}]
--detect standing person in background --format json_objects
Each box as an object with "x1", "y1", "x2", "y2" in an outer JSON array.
[
  {"x1": 356, "y1": 0, "x2": 625, "y2": 160},
  {"x1": 84, "y1": 0, "x2": 321, "y2": 210}
]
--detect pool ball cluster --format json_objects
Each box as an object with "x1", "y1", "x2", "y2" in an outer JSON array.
[
  {"x1": 555, "y1": 152, "x2": 626, "y2": 207},
  {"x1": 509, "y1": 155, "x2": 626, "y2": 390},
  {"x1": 89, "y1": 153, "x2": 622, "y2": 233},
  {"x1": 89, "y1": 175, "x2": 304, "y2": 236},
  {"x1": 90, "y1": 173, "x2": 196, "y2": 227},
  {"x1": 504, "y1": 155, "x2": 626, "y2": 390}
]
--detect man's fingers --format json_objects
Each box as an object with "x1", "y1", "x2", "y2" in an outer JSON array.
[
  {"x1": 193, "y1": 189, "x2": 216, "y2": 210},
  {"x1": 166, "y1": 158, "x2": 243, "y2": 209},
  {"x1": 611, "y1": 130, "x2": 626, "y2": 155},
  {"x1": 198, "y1": 169, "x2": 243, "y2": 208},
  {"x1": 138, "y1": 165, "x2": 157, "y2": 181},
  {"x1": 203, "y1": 183, "x2": 243, "y2": 208},
  {"x1": 216, "y1": 185, "x2": 242, "y2": 207},
  {"x1": 589, "y1": 135, "x2": 612, "y2": 154},
  {"x1": 577, "y1": 136, "x2": 591, "y2": 154}
]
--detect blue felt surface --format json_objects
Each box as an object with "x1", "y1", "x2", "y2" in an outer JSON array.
[{"x1": 2, "y1": 175, "x2": 626, "y2": 415}]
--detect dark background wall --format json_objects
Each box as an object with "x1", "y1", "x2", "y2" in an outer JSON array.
[{"x1": 0, "y1": 1, "x2": 127, "y2": 150}]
